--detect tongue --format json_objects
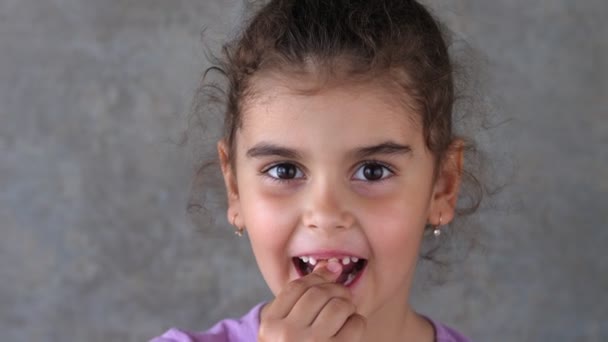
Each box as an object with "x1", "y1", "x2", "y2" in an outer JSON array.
[{"x1": 340, "y1": 262, "x2": 356, "y2": 274}]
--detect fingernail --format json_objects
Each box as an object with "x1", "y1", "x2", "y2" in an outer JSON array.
[{"x1": 326, "y1": 259, "x2": 342, "y2": 273}]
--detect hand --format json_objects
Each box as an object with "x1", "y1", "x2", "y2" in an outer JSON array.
[{"x1": 258, "y1": 260, "x2": 366, "y2": 342}]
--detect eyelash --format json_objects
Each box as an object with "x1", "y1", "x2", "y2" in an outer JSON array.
[
  {"x1": 353, "y1": 160, "x2": 395, "y2": 182},
  {"x1": 260, "y1": 160, "x2": 395, "y2": 184},
  {"x1": 260, "y1": 162, "x2": 304, "y2": 184}
]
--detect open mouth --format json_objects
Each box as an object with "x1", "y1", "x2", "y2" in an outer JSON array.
[{"x1": 292, "y1": 256, "x2": 367, "y2": 286}]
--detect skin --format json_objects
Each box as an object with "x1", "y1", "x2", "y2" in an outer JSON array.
[{"x1": 218, "y1": 73, "x2": 464, "y2": 341}]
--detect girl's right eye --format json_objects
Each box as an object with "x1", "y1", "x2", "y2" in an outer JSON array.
[{"x1": 264, "y1": 163, "x2": 304, "y2": 181}]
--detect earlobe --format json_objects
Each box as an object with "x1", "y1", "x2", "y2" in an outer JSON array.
[
  {"x1": 430, "y1": 139, "x2": 465, "y2": 225},
  {"x1": 218, "y1": 139, "x2": 243, "y2": 230},
  {"x1": 217, "y1": 139, "x2": 239, "y2": 201}
]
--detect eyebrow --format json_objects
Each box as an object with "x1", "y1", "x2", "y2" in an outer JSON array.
[
  {"x1": 246, "y1": 141, "x2": 411, "y2": 159},
  {"x1": 352, "y1": 141, "x2": 412, "y2": 159},
  {"x1": 246, "y1": 143, "x2": 303, "y2": 159}
]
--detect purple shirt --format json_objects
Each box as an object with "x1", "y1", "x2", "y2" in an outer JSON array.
[{"x1": 151, "y1": 302, "x2": 471, "y2": 342}]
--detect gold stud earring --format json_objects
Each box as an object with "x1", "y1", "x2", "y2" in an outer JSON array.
[{"x1": 433, "y1": 213, "x2": 443, "y2": 237}]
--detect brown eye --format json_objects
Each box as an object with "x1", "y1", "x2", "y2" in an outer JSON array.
[
  {"x1": 353, "y1": 162, "x2": 392, "y2": 181},
  {"x1": 266, "y1": 163, "x2": 303, "y2": 180},
  {"x1": 363, "y1": 164, "x2": 384, "y2": 180}
]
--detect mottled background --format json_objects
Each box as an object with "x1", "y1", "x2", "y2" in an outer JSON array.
[{"x1": 1, "y1": 0, "x2": 606, "y2": 341}]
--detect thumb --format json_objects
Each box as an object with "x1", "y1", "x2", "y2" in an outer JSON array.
[{"x1": 312, "y1": 259, "x2": 343, "y2": 282}]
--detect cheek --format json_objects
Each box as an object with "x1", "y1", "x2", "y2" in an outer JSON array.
[
  {"x1": 241, "y1": 183, "x2": 299, "y2": 232},
  {"x1": 359, "y1": 185, "x2": 430, "y2": 258},
  {"x1": 239, "y1": 187, "x2": 300, "y2": 293},
  {"x1": 239, "y1": 183, "x2": 300, "y2": 257},
  {"x1": 367, "y1": 201, "x2": 425, "y2": 241}
]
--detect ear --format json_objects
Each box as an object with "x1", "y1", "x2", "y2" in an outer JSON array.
[
  {"x1": 429, "y1": 138, "x2": 465, "y2": 225},
  {"x1": 217, "y1": 139, "x2": 242, "y2": 226}
]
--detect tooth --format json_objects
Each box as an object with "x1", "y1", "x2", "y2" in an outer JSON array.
[
  {"x1": 301, "y1": 256, "x2": 309, "y2": 263},
  {"x1": 351, "y1": 257, "x2": 359, "y2": 263},
  {"x1": 342, "y1": 257, "x2": 350, "y2": 265},
  {"x1": 309, "y1": 257, "x2": 317, "y2": 266},
  {"x1": 344, "y1": 273, "x2": 355, "y2": 286},
  {"x1": 328, "y1": 257, "x2": 338, "y2": 264}
]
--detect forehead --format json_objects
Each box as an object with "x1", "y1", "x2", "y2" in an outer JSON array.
[{"x1": 239, "y1": 73, "x2": 423, "y2": 148}]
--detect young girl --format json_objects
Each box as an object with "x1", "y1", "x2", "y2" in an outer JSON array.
[{"x1": 153, "y1": 0, "x2": 481, "y2": 341}]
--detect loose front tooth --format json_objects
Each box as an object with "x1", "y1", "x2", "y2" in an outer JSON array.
[
  {"x1": 342, "y1": 257, "x2": 350, "y2": 265},
  {"x1": 300, "y1": 256, "x2": 309, "y2": 263},
  {"x1": 351, "y1": 257, "x2": 359, "y2": 263},
  {"x1": 308, "y1": 257, "x2": 317, "y2": 266}
]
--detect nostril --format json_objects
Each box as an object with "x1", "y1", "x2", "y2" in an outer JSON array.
[
  {"x1": 303, "y1": 212, "x2": 355, "y2": 230},
  {"x1": 302, "y1": 191, "x2": 355, "y2": 229}
]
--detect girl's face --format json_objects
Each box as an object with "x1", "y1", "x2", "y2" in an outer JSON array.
[{"x1": 219, "y1": 74, "x2": 462, "y2": 319}]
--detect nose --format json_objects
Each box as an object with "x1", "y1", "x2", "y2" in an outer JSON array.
[{"x1": 301, "y1": 179, "x2": 355, "y2": 231}]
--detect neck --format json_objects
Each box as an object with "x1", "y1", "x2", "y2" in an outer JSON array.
[{"x1": 361, "y1": 299, "x2": 434, "y2": 342}]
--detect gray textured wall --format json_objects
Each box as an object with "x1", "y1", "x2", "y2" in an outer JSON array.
[{"x1": 1, "y1": 0, "x2": 606, "y2": 341}]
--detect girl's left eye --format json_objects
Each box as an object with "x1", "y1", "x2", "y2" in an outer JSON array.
[{"x1": 352, "y1": 162, "x2": 394, "y2": 181}]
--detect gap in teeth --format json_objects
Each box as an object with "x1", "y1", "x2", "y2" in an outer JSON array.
[{"x1": 298, "y1": 255, "x2": 360, "y2": 266}]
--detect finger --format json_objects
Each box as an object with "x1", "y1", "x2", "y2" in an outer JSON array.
[
  {"x1": 310, "y1": 259, "x2": 343, "y2": 282},
  {"x1": 311, "y1": 297, "x2": 356, "y2": 336},
  {"x1": 264, "y1": 260, "x2": 343, "y2": 320},
  {"x1": 286, "y1": 282, "x2": 352, "y2": 326},
  {"x1": 332, "y1": 313, "x2": 366, "y2": 342}
]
